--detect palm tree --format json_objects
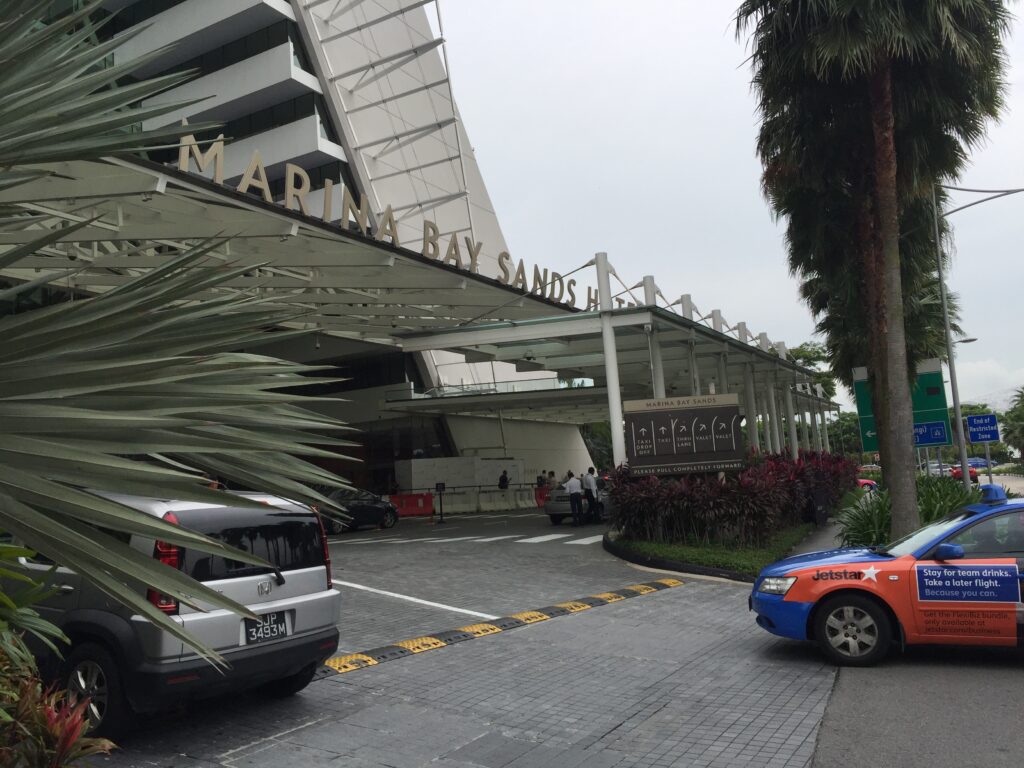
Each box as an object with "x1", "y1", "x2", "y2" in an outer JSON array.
[
  {"x1": 1003, "y1": 387, "x2": 1024, "y2": 465},
  {"x1": 736, "y1": 0, "x2": 1010, "y2": 537},
  {"x1": 0, "y1": 1, "x2": 353, "y2": 662}
]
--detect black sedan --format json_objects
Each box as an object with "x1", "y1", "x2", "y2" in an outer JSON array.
[{"x1": 325, "y1": 487, "x2": 399, "y2": 533}]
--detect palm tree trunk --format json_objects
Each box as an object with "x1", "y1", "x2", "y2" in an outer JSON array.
[{"x1": 869, "y1": 60, "x2": 920, "y2": 537}]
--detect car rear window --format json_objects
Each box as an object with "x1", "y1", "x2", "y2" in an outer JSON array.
[{"x1": 173, "y1": 505, "x2": 324, "y2": 582}]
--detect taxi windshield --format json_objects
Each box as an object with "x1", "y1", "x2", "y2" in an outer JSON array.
[{"x1": 883, "y1": 509, "x2": 977, "y2": 557}]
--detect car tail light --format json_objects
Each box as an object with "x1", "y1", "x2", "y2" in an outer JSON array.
[
  {"x1": 147, "y1": 511, "x2": 181, "y2": 615},
  {"x1": 316, "y1": 513, "x2": 332, "y2": 590}
]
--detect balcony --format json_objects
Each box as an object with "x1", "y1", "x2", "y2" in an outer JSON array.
[
  {"x1": 113, "y1": 0, "x2": 294, "y2": 77},
  {"x1": 142, "y1": 42, "x2": 320, "y2": 129},
  {"x1": 219, "y1": 115, "x2": 347, "y2": 183}
]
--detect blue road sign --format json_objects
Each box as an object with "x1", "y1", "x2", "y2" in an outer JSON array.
[
  {"x1": 966, "y1": 413, "x2": 1000, "y2": 444},
  {"x1": 913, "y1": 420, "x2": 949, "y2": 447}
]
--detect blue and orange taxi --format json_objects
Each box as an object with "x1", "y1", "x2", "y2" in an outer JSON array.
[{"x1": 751, "y1": 485, "x2": 1024, "y2": 665}]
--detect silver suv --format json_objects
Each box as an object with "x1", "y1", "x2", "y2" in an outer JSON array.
[{"x1": 13, "y1": 493, "x2": 341, "y2": 738}]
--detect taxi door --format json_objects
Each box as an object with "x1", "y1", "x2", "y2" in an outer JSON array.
[{"x1": 909, "y1": 511, "x2": 1024, "y2": 646}]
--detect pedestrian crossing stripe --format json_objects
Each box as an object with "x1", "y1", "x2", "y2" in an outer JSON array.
[{"x1": 321, "y1": 579, "x2": 685, "y2": 677}]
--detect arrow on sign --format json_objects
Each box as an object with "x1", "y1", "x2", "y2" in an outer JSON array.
[
  {"x1": 639, "y1": 427, "x2": 647, "y2": 436},
  {"x1": 866, "y1": 430, "x2": 877, "y2": 438},
  {"x1": 659, "y1": 426, "x2": 667, "y2": 435},
  {"x1": 699, "y1": 424, "x2": 708, "y2": 433}
]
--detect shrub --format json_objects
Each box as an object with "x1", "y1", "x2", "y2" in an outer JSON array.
[
  {"x1": 609, "y1": 451, "x2": 857, "y2": 549},
  {"x1": 836, "y1": 490, "x2": 892, "y2": 547},
  {"x1": 837, "y1": 476, "x2": 982, "y2": 547},
  {"x1": 0, "y1": 662, "x2": 114, "y2": 767}
]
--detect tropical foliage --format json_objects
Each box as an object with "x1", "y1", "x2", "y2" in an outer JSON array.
[
  {"x1": 1003, "y1": 388, "x2": 1024, "y2": 463},
  {"x1": 736, "y1": 0, "x2": 1011, "y2": 537},
  {"x1": 0, "y1": 0, "x2": 353, "y2": 665},
  {"x1": 609, "y1": 452, "x2": 856, "y2": 549},
  {"x1": 837, "y1": 476, "x2": 982, "y2": 547}
]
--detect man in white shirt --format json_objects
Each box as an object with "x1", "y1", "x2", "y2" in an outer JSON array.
[
  {"x1": 564, "y1": 471, "x2": 583, "y2": 526},
  {"x1": 583, "y1": 467, "x2": 599, "y2": 522}
]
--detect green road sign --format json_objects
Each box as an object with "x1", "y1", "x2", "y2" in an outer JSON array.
[{"x1": 852, "y1": 362, "x2": 952, "y2": 453}]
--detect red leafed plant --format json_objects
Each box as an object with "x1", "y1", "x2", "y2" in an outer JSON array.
[
  {"x1": 609, "y1": 451, "x2": 857, "y2": 548},
  {"x1": 1, "y1": 648, "x2": 114, "y2": 768}
]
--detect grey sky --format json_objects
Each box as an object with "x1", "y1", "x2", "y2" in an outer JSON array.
[{"x1": 437, "y1": 1, "x2": 1024, "y2": 409}]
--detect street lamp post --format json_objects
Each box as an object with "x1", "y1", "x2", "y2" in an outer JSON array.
[
  {"x1": 932, "y1": 186, "x2": 973, "y2": 492},
  {"x1": 934, "y1": 182, "x2": 1024, "y2": 488}
]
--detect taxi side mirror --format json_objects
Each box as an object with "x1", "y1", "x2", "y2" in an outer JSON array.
[{"x1": 934, "y1": 543, "x2": 965, "y2": 561}]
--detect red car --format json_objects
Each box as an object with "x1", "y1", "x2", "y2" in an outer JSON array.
[{"x1": 950, "y1": 465, "x2": 978, "y2": 483}]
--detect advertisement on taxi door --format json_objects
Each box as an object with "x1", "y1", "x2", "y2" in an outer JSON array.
[{"x1": 913, "y1": 561, "x2": 1020, "y2": 639}]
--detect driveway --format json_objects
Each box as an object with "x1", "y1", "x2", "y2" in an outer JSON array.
[{"x1": 95, "y1": 512, "x2": 833, "y2": 768}]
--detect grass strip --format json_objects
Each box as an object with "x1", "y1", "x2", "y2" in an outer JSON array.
[{"x1": 616, "y1": 523, "x2": 814, "y2": 578}]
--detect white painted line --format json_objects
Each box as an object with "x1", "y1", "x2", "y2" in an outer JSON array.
[
  {"x1": 332, "y1": 580, "x2": 497, "y2": 620},
  {"x1": 516, "y1": 534, "x2": 574, "y2": 544},
  {"x1": 474, "y1": 535, "x2": 524, "y2": 542},
  {"x1": 565, "y1": 535, "x2": 605, "y2": 545},
  {"x1": 420, "y1": 536, "x2": 483, "y2": 543},
  {"x1": 340, "y1": 538, "x2": 403, "y2": 545}
]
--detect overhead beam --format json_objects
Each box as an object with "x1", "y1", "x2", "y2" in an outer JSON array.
[{"x1": 398, "y1": 310, "x2": 654, "y2": 352}]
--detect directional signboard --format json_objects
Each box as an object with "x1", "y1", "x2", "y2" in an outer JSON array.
[
  {"x1": 853, "y1": 360, "x2": 952, "y2": 453},
  {"x1": 913, "y1": 421, "x2": 949, "y2": 447},
  {"x1": 966, "y1": 414, "x2": 1000, "y2": 444},
  {"x1": 623, "y1": 394, "x2": 745, "y2": 475}
]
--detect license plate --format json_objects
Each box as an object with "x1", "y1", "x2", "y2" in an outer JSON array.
[{"x1": 244, "y1": 611, "x2": 289, "y2": 644}]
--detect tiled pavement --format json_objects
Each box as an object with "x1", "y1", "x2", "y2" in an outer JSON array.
[
  {"x1": 94, "y1": 514, "x2": 835, "y2": 767},
  {"x1": 99, "y1": 581, "x2": 831, "y2": 767}
]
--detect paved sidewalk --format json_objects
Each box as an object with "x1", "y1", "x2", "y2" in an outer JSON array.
[
  {"x1": 98, "y1": 579, "x2": 834, "y2": 768},
  {"x1": 790, "y1": 521, "x2": 842, "y2": 557}
]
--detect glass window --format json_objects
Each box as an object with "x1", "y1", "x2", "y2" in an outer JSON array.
[
  {"x1": 946, "y1": 511, "x2": 1024, "y2": 557},
  {"x1": 885, "y1": 510, "x2": 979, "y2": 557}
]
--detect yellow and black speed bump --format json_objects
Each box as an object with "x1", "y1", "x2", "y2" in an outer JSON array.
[{"x1": 322, "y1": 578, "x2": 683, "y2": 678}]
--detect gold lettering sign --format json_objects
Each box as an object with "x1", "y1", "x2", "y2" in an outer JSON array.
[{"x1": 174, "y1": 136, "x2": 586, "y2": 309}]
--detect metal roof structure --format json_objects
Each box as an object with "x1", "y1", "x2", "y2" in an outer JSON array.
[{"x1": 2, "y1": 154, "x2": 836, "y2": 461}]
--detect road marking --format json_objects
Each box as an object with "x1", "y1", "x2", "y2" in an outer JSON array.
[
  {"x1": 474, "y1": 535, "x2": 524, "y2": 542},
  {"x1": 333, "y1": 536, "x2": 402, "y2": 545},
  {"x1": 565, "y1": 535, "x2": 605, "y2": 545},
  {"x1": 419, "y1": 536, "x2": 483, "y2": 543},
  {"x1": 320, "y1": 578, "x2": 685, "y2": 678},
  {"x1": 516, "y1": 533, "x2": 574, "y2": 543},
  {"x1": 331, "y1": 580, "x2": 498, "y2": 620}
]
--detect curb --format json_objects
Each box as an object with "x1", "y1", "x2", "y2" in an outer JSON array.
[{"x1": 602, "y1": 532, "x2": 756, "y2": 584}]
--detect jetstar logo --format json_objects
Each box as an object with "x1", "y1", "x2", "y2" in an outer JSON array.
[{"x1": 812, "y1": 569, "x2": 863, "y2": 581}]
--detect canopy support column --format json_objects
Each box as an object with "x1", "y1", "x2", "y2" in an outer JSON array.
[
  {"x1": 766, "y1": 382, "x2": 782, "y2": 454},
  {"x1": 642, "y1": 276, "x2": 665, "y2": 398},
  {"x1": 783, "y1": 384, "x2": 799, "y2": 460},
  {"x1": 596, "y1": 252, "x2": 626, "y2": 468},
  {"x1": 743, "y1": 364, "x2": 761, "y2": 453}
]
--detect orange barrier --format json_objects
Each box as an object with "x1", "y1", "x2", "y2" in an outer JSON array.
[{"x1": 389, "y1": 493, "x2": 434, "y2": 517}]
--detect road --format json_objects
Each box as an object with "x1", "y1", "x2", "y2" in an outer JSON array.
[
  {"x1": 90, "y1": 507, "x2": 1024, "y2": 768},
  {"x1": 994, "y1": 473, "x2": 1024, "y2": 495},
  {"x1": 96, "y1": 512, "x2": 831, "y2": 768}
]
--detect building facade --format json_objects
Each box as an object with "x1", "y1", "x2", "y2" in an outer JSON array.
[{"x1": 100, "y1": 0, "x2": 594, "y2": 491}]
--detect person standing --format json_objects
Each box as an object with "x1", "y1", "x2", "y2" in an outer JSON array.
[
  {"x1": 564, "y1": 471, "x2": 583, "y2": 526},
  {"x1": 546, "y1": 471, "x2": 558, "y2": 489},
  {"x1": 498, "y1": 470, "x2": 510, "y2": 490},
  {"x1": 583, "y1": 467, "x2": 599, "y2": 522}
]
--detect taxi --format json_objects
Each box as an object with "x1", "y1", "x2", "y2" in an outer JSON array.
[{"x1": 750, "y1": 485, "x2": 1024, "y2": 665}]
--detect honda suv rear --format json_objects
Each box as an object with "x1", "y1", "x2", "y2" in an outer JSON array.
[{"x1": 17, "y1": 493, "x2": 340, "y2": 737}]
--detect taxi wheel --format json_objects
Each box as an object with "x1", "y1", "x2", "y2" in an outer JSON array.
[{"x1": 813, "y1": 594, "x2": 891, "y2": 666}]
